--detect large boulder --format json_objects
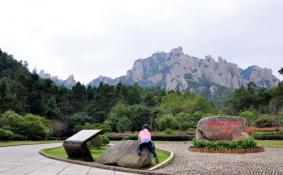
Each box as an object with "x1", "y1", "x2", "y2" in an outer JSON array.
[
  {"x1": 96, "y1": 140, "x2": 151, "y2": 168},
  {"x1": 196, "y1": 116, "x2": 248, "y2": 141}
]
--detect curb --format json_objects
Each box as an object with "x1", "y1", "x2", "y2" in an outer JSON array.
[
  {"x1": 0, "y1": 141, "x2": 61, "y2": 148},
  {"x1": 148, "y1": 148, "x2": 174, "y2": 171},
  {"x1": 39, "y1": 146, "x2": 174, "y2": 175}
]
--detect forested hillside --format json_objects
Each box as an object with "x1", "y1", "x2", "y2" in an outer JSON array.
[
  {"x1": 1, "y1": 48, "x2": 282, "y2": 141},
  {"x1": 0, "y1": 49, "x2": 218, "y2": 138}
]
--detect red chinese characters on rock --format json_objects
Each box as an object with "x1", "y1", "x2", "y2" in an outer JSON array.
[{"x1": 207, "y1": 121, "x2": 242, "y2": 136}]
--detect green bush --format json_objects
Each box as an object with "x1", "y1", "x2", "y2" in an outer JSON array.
[
  {"x1": 156, "y1": 114, "x2": 178, "y2": 131},
  {"x1": 116, "y1": 116, "x2": 132, "y2": 133},
  {"x1": 0, "y1": 128, "x2": 14, "y2": 140},
  {"x1": 239, "y1": 110, "x2": 256, "y2": 126},
  {"x1": 251, "y1": 133, "x2": 283, "y2": 140},
  {"x1": 108, "y1": 134, "x2": 193, "y2": 141},
  {"x1": 126, "y1": 134, "x2": 138, "y2": 140},
  {"x1": 0, "y1": 111, "x2": 51, "y2": 140},
  {"x1": 255, "y1": 118, "x2": 274, "y2": 128},
  {"x1": 90, "y1": 135, "x2": 109, "y2": 149},
  {"x1": 164, "y1": 128, "x2": 173, "y2": 134},
  {"x1": 74, "y1": 122, "x2": 112, "y2": 134},
  {"x1": 192, "y1": 136, "x2": 257, "y2": 149},
  {"x1": 12, "y1": 134, "x2": 25, "y2": 140}
]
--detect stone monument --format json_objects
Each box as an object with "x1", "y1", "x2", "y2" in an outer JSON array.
[
  {"x1": 196, "y1": 116, "x2": 248, "y2": 141},
  {"x1": 63, "y1": 129, "x2": 102, "y2": 161}
]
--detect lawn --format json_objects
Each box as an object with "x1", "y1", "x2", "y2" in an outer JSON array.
[
  {"x1": 0, "y1": 140, "x2": 60, "y2": 147},
  {"x1": 256, "y1": 140, "x2": 283, "y2": 148},
  {"x1": 42, "y1": 146, "x2": 171, "y2": 168}
]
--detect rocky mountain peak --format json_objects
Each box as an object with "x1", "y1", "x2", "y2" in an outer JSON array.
[
  {"x1": 88, "y1": 47, "x2": 280, "y2": 93},
  {"x1": 169, "y1": 46, "x2": 184, "y2": 56},
  {"x1": 38, "y1": 70, "x2": 76, "y2": 89}
]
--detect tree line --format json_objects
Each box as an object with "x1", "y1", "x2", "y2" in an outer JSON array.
[
  {"x1": 0, "y1": 49, "x2": 218, "y2": 138},
  {"x1": 224, "y1": 69, "x2": 283, "y2": 127}
]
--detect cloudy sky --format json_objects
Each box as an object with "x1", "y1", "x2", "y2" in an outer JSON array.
[{"x1": 0, "y1": 0, "x2": 282, "y2": 83}]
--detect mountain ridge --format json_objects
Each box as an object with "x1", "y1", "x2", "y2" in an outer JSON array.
[
  {"x1": 38, "y1": 47, "x2": 280, "y2": 93},
  {"x1": 88, "y1": 47, "x2": 279, "y2": 91}
]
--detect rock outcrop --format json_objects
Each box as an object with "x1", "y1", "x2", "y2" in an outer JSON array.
[
  {"x1": 96, "y1": 140, "x2": 151, "y2": 168},
  {"x1": 88, "y1": 47, "x2": 279, "y2": 94},
  {"x1": 196, "y1": 116, "x2": 248, "y2": 141},
  {"x1": 38, "y1": 70, "x2": 76, "y2": 88}
]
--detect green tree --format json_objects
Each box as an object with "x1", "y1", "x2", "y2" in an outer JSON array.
[
  {"x1": 116, "y1": 116, "x2": 132, "y2": 132},
  {"x1": 239, "y1": 110, "x2": 257, "y2": 126},
  {"x1": 156, "y1": 114, "x2": 178, "y2": 131}
]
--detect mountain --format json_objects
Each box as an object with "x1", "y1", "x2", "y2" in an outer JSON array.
[
  {"x1": 89, "y1": 47, "x2": 280, "y2": 92},
  {"x1": 38, "y1": 70, "x2": 76, "y2": 89}
]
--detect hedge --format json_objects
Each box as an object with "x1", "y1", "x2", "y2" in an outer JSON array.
[
  {"x1": 251, "y1": 133, "x2": 283, "y2": 140},
  {"x1": 107, "y1": 134, "x2": 193, "y2": 141},
  {"x1": 191, "y1": 136, "x2": 257, "y2": 149}
]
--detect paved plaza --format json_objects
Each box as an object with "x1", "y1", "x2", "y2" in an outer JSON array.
[
  {"x1": 0, "y1": 143, "x2": 136, "y2": 175},
  {"x1": 155, "y1": 141, "x2": 283, "y2": 175},
  {"x1": 0, "y1": 142, "x2": 283, "y2": 175}
]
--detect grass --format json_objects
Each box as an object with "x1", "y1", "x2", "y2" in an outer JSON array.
[
  {"x1": 256, "y1": 140, "x2": 283, "y2": 148},
  {"x1": 0, "y1": 140, "x2": 60, "y2": 147},
  {"x1": 42, "y1": 146, "x2": 171, "y2": 168},
  {"x1": 151, "y1": 148, "x2": 171, "y2": 166}
]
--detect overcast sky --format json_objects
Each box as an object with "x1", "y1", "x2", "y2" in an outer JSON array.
[{"x1": 0, "y1": 0, "x2": 282, "y2": 83}]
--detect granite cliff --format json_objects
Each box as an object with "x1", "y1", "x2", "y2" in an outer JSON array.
[{"x1": 89, "y1": 47, "x2": 279, "y2": 93}]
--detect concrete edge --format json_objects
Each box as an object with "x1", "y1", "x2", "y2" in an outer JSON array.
[
  {"x1": 148, "y1": 148, "x2": 174, "y2": 171},
  {"x1": 0, "y1": 141, "x2": 61, "y2": 148},
  {"x1": 39, "y1": 146, "x2": 173, "y2": 175}
]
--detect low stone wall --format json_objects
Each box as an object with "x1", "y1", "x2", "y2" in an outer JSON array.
[{"x1": 189, "y1": 146, "x2": 264, "y2": 154}]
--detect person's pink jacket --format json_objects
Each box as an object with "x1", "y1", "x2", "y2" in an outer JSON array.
[{"x1": 138, "y1": 129, "x2": 152, "y2": 144}]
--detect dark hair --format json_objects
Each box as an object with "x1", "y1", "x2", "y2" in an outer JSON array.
[{"x1": 143, "y1": 123, "x2": 151, "y2": 130}]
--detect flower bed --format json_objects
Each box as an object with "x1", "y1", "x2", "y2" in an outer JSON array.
[
  {"x1": 189, "y1": 146, "x2": 264, "y2": 154},
  {"x1": 189, "y1": 136, "x2": 264, "y2": 154},
  {"x1": 248, "y1": 127, "x2": 283, "y2": 133}
]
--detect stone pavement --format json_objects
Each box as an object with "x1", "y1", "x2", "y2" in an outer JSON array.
[
  {"x1": 1, "y1": 141, "x2": 283, "y2": 175},
  {"x1": 0, "y1": 143, "x2": 137, "y2": 175},
  {"x1": 154, "y1": 141, "x2": 283, "y2": 175}
]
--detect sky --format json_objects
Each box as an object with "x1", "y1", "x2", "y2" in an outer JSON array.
[{"x1": 0, "y1": 0, "x2": 282, "y2": 83}]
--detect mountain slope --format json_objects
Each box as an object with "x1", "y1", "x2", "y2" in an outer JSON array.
[{"x1": 89, "y1": 47, "x2": 279, "y2": 93}]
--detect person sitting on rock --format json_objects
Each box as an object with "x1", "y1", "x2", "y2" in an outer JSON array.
[{"x1": 137, "y1": 124, "x2": 159, "y2": 163}]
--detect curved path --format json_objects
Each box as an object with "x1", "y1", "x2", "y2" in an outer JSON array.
[
  {"x1": 0, "y1": 143, "x2": 136, "y2": 175},
  {"x1": 1, "y1": 142, "x2": 283, "y2": 175},
  {"x1": 155, "y1": 141, "x2": 283, "y2": 175}
]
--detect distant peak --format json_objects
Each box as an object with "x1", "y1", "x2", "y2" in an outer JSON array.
[
  {"x1": 169, "y1": 47, "x2": 183, "y2": 56},
  {"x1": 66, "y1": 75, "x2": 75, "y2": 81}
]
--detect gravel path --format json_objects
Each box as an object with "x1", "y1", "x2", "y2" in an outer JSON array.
[{"x1": 155, "y1": 141, "x2": 283, "y2": 175}]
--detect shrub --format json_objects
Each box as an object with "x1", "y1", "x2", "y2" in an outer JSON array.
[
  {"x1": 23, "y1": 113, "x2": 50, "y2": 140},
  {"x1": 0, "y1": 111, "x2": 51, "y2": 140},
  {"x1": 164, "y1": 128, "x2": 173, "y2": 135},
  {"x1": 255, "y1": 118, "x2": 274, "y2": 128},
  {"x1": 152, "y1": 135, "x2": 192, "y2": 141},
  {"x1": 156, "y1": 114, "x2": 178, "y2": 131},
  {"x1": 90, "y1": 135, "x2": 110, "y2": 149},
  {"x1": 126, "y1": 134, "x2": 138, "y2": 140},
  {"x1": 12, "y1": 134, "x2": 25, "y2": 140},
  {"x1": 0, "y1": 128, "x2": 14, "y2": 140},
  {"x1": 107, "y1": 135, "x2": 125, "y2": 140},
  {"x1": 251, "y1": 133, "x2": 283, "y2": 140},
  {"x1": 116, "y1": 117, "x2": 132, "y2": 133},
  {"x1": 239, "y1": 110, "x2": 256, "y2": 126},
  {"x1": 192, "y1": 136, "x2": 257, "y2": 149}
]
